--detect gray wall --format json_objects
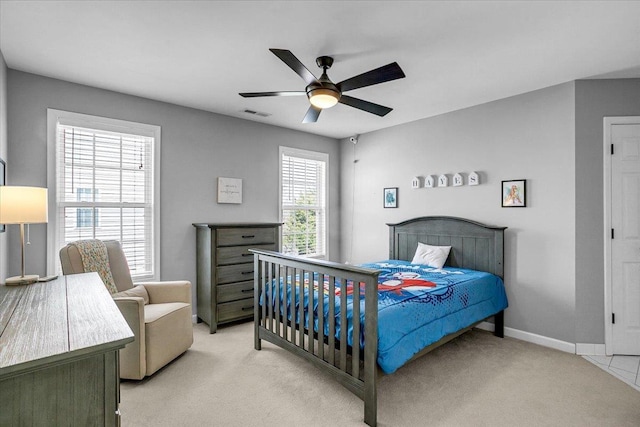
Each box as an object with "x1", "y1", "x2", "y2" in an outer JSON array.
[
  {"x1": 340, "y1": 83, "x2": 577, "y2": 343},
  {"x1": 575, "y1": 79, "x2": 640, "y2": 344},
  {"x1": 5, "y1": 71, "x2": 341, "y2": 302},
  {"x1": 0, "y1": 51, "x2": 7, "y2": 281},
  {"x1": 6, "y1": 65, "x2": 639, "y2": 346}
]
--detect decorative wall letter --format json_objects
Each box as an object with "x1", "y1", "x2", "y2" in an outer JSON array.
[
  {"x1": 411, "y1": 177, "x2": 421, "y2": 189},
  {"x1": 425, "y1": 175, "x2": 435, "y2": 188},
  {"x1": 468, "y1": 171, "x2": 480, "y2": 186}
]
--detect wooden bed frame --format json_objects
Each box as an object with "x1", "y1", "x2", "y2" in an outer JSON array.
[{"x1": 251, "y1": 216, "x2": 506, "y2": 426}]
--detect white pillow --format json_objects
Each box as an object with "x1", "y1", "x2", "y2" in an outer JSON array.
[{"x1": 411, "y1": 243, "x2": 451, "y2": 269}]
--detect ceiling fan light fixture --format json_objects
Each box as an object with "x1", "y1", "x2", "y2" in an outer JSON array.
[
  {"x1": 239, "y1": 49, "x2": 405, "y2": 123},
  {"x1": 308, "y1": 88, "x2": 340, "y2": 109}
]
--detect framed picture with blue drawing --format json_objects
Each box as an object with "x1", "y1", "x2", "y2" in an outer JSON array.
[
  {"x1": 384, "y1": 187, "x2": 398, "y2": 208},
  {"x1": 501, "y1": 179, "x2": 526, "y2": 207}
]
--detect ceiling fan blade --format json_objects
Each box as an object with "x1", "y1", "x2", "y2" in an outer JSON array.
[
  {"x1": 270, "y1": 48, "x2": 318, "y2": 86},
  {"x1": 337, "y1": 62, "x2": 405, "y2": 93},
  {"x1": 302, "y1": 105, "x2": 321, "y2": 123},
  {"x1": 339, "y1": 95, "x2": 393, "y2": 117},
  {"x1": 239, "y1": 91, "x2": 306, "y2": 98}
]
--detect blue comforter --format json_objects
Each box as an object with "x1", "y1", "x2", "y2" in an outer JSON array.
[{"x1": 263, "y1": 260, "x2": 508, "y2": 374}]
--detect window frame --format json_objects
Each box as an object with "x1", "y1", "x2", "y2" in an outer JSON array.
[
  {"x1": 279, "y1": 146, "x2": 329, "y2": 260},
  {"x1": 46, "y1": 109, "x2": 161, "y2": 280}
]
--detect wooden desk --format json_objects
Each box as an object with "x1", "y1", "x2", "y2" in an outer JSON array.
[{"x1": 0, "y1": 273, "x2": 134, "y2": 426}]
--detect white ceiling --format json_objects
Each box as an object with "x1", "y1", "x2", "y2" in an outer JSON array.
[{"x1": 1, "y1": 1, "x2": 639, "y2": 139}]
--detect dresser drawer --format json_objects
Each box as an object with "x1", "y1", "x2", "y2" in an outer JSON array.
[
  {"x1": 216, "y1": 227, "x2": 277, "y2": 247},
  {"x1": 217, "y1": 280, "x2": 254, "y2": 303},
  {"x1": 216, "y1": 243, "x2": 276, "y2": 266},
  {"x1": 216, "y1": 264, "x2": 255, "y2": 284},
  {"x1": 217, "y1": 298, "x2": 254, "y2": 323}
]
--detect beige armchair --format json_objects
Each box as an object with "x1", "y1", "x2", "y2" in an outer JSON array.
[{"x1": 60, "y1": 240, "x2": 193, "y2": 380}]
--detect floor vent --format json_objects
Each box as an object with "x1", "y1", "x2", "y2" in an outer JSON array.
[{"x1": 242, "y1": 109, "x2": 271, "y2": 117}]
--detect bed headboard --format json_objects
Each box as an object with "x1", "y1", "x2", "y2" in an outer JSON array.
[{"x1": 387, "y1": 216, "x2": 507, "y2": 279}]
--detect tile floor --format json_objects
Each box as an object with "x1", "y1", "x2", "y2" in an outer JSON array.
[{"x1": 583, "y1": 354, "x2": 640, "y2": 391}]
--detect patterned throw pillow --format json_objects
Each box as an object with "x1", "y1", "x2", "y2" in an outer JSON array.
[{"x1": 70, "y1": 239, "x2": 118, "y2": 294}]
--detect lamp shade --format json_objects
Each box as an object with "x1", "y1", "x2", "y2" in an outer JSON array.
[{"x1": 0, "y1": 186, "x2": 48, "y2": 224}]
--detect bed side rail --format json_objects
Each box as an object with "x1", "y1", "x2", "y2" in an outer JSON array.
[{"x1": 250, "y1": 249, "x2": 380, "y2": 426}]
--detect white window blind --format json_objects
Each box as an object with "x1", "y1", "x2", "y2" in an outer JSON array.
[
  {"x1": 48, "y1": 111, "x2": 160, "y2": 281},
  {"x1": 280, "y1": 147, "x2": 328, "y2": 258}
]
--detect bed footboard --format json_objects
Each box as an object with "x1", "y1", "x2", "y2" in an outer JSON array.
[{"x1": 251, "y1": 249, "x2": 381, "y2": 426}]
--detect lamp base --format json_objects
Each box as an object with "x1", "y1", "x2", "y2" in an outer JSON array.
[{"x1": 5, "y1": 274, "x2": 39, "y2": 286}]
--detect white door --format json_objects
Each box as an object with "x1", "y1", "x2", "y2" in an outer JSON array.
[{"x1": 610, "y1": 119, "x2": 640, "y2": 354}]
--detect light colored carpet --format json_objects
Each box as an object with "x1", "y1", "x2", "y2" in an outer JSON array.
[{"x1": 120, "y1": 322, "x2": 640, "y2": 426}]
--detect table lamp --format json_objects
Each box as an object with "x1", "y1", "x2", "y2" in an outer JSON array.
[{"x1": 0, "y1": 186, "x2": 48, "y2": 285}]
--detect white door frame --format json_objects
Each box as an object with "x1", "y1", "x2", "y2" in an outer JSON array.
[{"x1": 603, "y1": 116, "x2": 640, "y2": 355}]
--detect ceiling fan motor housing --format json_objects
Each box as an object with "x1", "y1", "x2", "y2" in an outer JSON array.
[{"x1": 306, "y1": 81, "x2": 341, "y2": 100}]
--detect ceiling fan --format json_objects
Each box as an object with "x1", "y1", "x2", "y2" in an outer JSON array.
[{"x1": 239, "y1": 49, "x2": 406, "y2": 123}]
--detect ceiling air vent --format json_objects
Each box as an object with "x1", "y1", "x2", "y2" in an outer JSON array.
[{"x1": 242, "y1": 109, "x2": 271, "y2": 118}]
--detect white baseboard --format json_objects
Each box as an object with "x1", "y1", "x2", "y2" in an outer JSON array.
[
  {"x1": 192, "y1": 314, "x2": 198, "y2": 324},
  {"x1": 575, "y1": 343, "x2": 606, "y2": 356},
  {"x1": 476, "y1": 321, "x2": 576, "y2": 354}
]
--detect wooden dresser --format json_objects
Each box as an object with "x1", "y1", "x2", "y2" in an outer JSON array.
[
  {"x1": 0, "y1": 272, "x2": 134, "y2": 426},
  {"x1": 194, "y1": 222, "x2": 280, "y2": 333}
]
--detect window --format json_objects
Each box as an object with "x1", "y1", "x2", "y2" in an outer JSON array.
[
  {"x1": 47, "y1": 110, "x2": 160, "y2": 280},
  {"x1": 76, "y1": 188, "x2": 101, "y2": 228},
  {"x1": 279, "y1": 147, "x2": 328, "y2": 258}
]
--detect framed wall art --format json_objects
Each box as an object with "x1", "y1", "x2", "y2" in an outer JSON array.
[
  {"x1": 384, "y1": 187, "x2": 398, "y2": 208},
  {"x1": 501, "y1": 179, "x2": 526, "y2": 207},
  {"x1": 217, "y1": 177, "x2": 243, "y2": 204}
]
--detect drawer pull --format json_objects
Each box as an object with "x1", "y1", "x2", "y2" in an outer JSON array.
[
  {"x1": 241, "y1": 306, "x2": 253, "y2": 311},
  {"x1": 242, "y1": 235, "x2": 255, "y2": 239},
  {"x1": 241, "y1": 288, "x2": 253, "y2": 293},
  {"x1": 241, "y1": 271, "x2": 253, "y2": 275}
]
